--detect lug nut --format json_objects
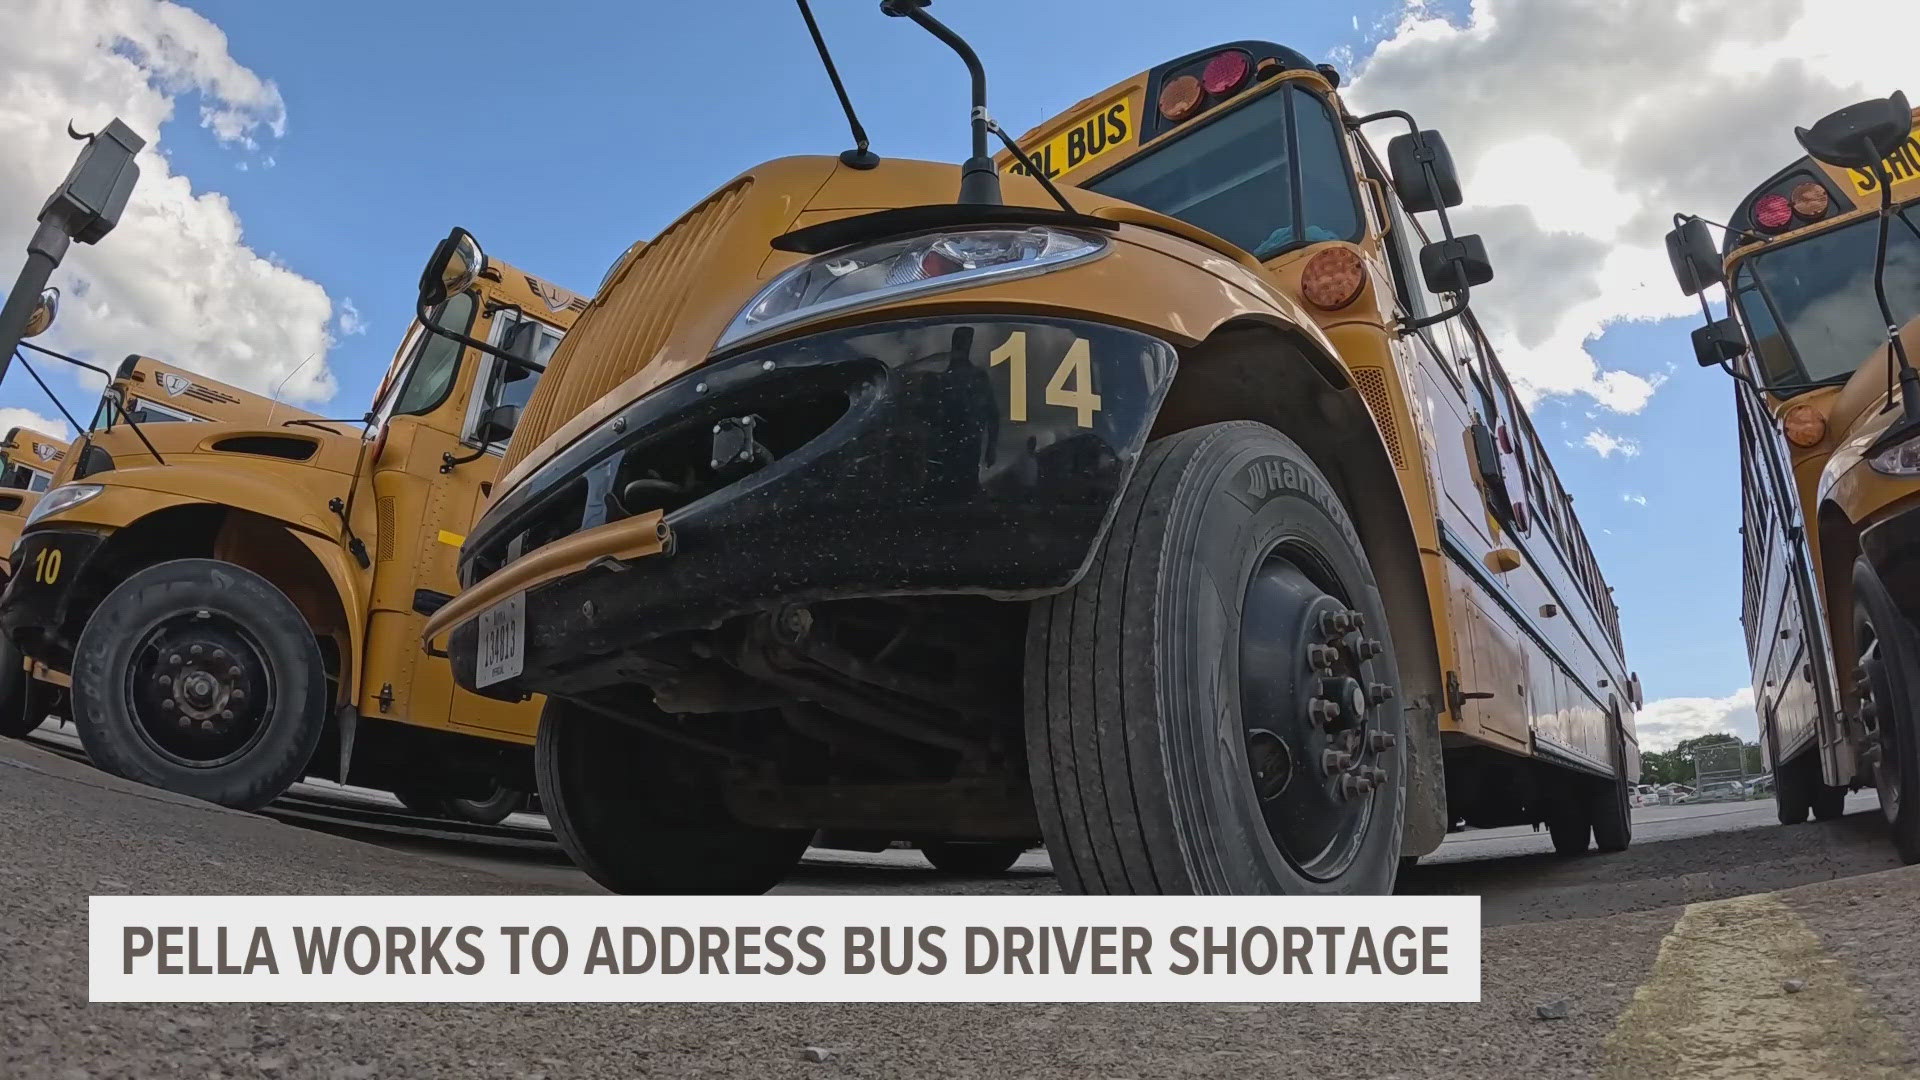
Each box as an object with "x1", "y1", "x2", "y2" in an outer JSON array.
[
  {"x1": 169, "y1": 653, "x2": 182, "y2": 666},
  {"x1": 1322, "y1": 748, "x2": 1352, "y2": 775},
  {"x1": 1367, "y1": 767, "x2": 1388, "y2": 785},
  {"x1": 1357, "y1": 638, "x2": 1384, "y2": 660},
  {"x1": 1307, "y1": 644, "x2": 1338, "y2": 670},
  {"x1": 1308, "y1": 699, "x2": 1339, "y2": 726},
  {"x1": 231, "y1": 690, "x2": 244, "y2": 703},
  {"x1": 157, "y1": 674, "x2": 170, "y2": 686},
  {"x1": 220, "y1": 709, "x2": 234, "y2": 720},
  {"x1": 178, "y1": 716, "x2": 191, "y2": 728},
  {"x1": 190, "y1": 645, "x2": 202, "y2": 657},
  {"x1": 228, "y1": 666, "x2": 242, "y2": 677},
  {"x1": 201, "y1": 720, "x2": 215, "y2": 731},
  {"x1": 1349, "y1": 612, "x2": 1365, "y2": 632},
  {"x1": 161, "y1": 700, "x2": 175, "y2": 712},
  {"x1": 1370, "y1": 682, "x2": 1395, "y2": 705},
  {"x1": 212, "y1": 649, "x2": 226, "y2": 661},
  {"x1": 1369, "y1": 731, "x2": 1398, "y2": 752}
]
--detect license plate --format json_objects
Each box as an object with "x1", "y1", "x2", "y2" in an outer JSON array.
[{"x1": 474, "y1": 592, "x2": 525, "y2": 689}]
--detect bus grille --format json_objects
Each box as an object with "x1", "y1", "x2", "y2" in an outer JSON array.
[
  {"x1": 1350, "y1": 366, "x2": 1405, "y2": 469},
  {"x1": 502, "y1": 178, "x2": 753, "y2": 475}
]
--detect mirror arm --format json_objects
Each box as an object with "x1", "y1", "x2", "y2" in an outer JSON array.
[
  {"x1": 1398, "y1": 289, "x2": 1471, "y2": 335},
  {"x1": 415, "y1": 295, "x2": 547, "y2": 376}
]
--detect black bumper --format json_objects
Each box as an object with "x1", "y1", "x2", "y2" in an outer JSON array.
[
  {"x1": 452, "y1": 317, "x2": 1177, "y2": 698},
  {"x1": 0, "y1": 527, "x2": 109, "y2": 668},
  {"x1": 1862, "y1": 496, "x2": 1920, "y2": 624}
]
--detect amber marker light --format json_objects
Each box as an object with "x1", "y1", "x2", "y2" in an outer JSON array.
[
  {"x1": 1781, "y1": 403, "x2": 1827, "y2": 447},
  {"x1": 1300, "y1": 246, "x2": 1367, "y2": 310},
  {"x1": 1159, "y1": 75, "x2": 1204, "y2": 122},
  {"x1": 1790, "y1": 181, "x2": 1830, "y2": 220}
]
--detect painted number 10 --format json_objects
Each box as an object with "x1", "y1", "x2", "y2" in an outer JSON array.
[
  {"x1": 32, "y1": 546, "x2": 60, "y2": 584},
  {"x1": 988, "y1": 332, "x2": 1103, "y2": 429}
]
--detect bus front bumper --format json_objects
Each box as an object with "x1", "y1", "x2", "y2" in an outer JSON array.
[
  {"x1": 431, "y1": 316, "x2": 1178, "y2": 701},
  {"x1": 1, "y1": 527, "x2": 110, "y2": 669}
]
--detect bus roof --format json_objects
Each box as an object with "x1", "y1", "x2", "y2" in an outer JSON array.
[
  {"x1": 113, "y1": 355, "x2": 322, "y2": 424},
  {"x1": 999, "y1": 41, "x2": 1326, "y2": 184},
  {"x1": 0, "y1": 427, "x2": 68, "y2": 465},
  {"x1": 1723, "y1": 105, "x2": 1920, "y2": 259}
]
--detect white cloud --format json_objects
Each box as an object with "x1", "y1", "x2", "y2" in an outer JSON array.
[
  {"x1": 1637, "y1": 687, "x2": 1758, "y2": 751},
  {"x1": 336, "y1": 297, "x2": 366, "y2": 337},
  {"x1": 0, "y1": 0, "x2": 335, "y2": 405},
  {"x1": 0, "y1": 406, "x2": 72, "y2": 441},
  {"x1": 1622, "y1": 491, "x2": 1647, "y2": 506},
  {"x1": 1583, "y1": 430, "x2": 1640, "y2": 458},
  {"x1": 1346, "y1": 0, "x2": 1920, "y2": 413}
]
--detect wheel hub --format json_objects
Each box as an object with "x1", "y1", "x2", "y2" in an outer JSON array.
[
  {"x1": 1239, "y1": 551, "x2": 1396, "y2": 882},
  {"x1": 127, "y1": 618, "x2": 274, "y2": 768}
]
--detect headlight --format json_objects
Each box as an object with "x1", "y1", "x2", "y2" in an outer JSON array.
[
  {"x1": 1869, "y1": 435, "x2": 1920, "y2": 476},
  {"x1": 25, "y1": 483, "x2": 103, "y2": 527},
  {"x1": 718, "y1": 226, "x2": 1107, "y2": 349}
]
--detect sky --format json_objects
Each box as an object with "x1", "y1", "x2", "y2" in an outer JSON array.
[{"x1": 2, "y1": 0, "x2": 1916, "y2": 749}]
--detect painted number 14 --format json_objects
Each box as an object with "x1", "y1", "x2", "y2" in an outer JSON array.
[{"x1": 989, "y1": 331, "x2": 1103, "y2": 429}]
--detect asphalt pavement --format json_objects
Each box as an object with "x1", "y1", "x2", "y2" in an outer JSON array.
[{"x1": 5, "y1": 735, "x2": 1919, "y2": 1078}]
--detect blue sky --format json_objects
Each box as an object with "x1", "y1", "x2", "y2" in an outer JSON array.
[{"x1": 6, "y1": 0, "x2": 1839, "y2": 743}]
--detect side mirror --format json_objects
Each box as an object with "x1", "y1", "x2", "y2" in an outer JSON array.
[
  {"x1": 477, "y1": 403, "x2": 519, "y2": 444},
  {"x1": 1665, "y1": 218, "x2": 1723, "y2": 295},
  {"x1": 418, "y1": 227, "x2": 485, "y2": 310},
  {"x1": 1795, "y1": 91, "x2": 1912, "y2": 171},
  {"x1": 1693, "y1": 317, "x2": 1746, "y2": 367},
  {"x1": 1420, "y1": 234, "x2": 1493, "y2": 294},
  {"x1": 22, "y1": 288, "x2": 58, "y2": 339},
  {"x1": 1387, "y1": 129, "x2": 1463, "y2": 213},
  {"x1": 1628, "y1": 672, "x2": 1644, "y2": 710}
]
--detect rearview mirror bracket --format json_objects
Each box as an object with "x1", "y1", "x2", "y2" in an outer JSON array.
[{"x1": 1350, "y1": 109, "x2": 1490, "y2": 334}]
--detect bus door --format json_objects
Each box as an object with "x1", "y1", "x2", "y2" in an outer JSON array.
[
  {"x1": 360, "y1": 296, "x2": 477, "y2": 732},
  {"x1": 444, "y1": 306, "x2": 560, "y2": 739}
]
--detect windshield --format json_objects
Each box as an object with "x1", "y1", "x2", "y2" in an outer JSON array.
[
  {"x1": 1731, "y1": 207, "x2": 1920, "y2": 389},
  {"x1": 1086, "y1": 83, "x2": 1361, "y2": 259}
]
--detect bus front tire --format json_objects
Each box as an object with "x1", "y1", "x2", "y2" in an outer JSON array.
[
  {"x1": 535, "y1": 699, "x2": 809, "y2": 894},
  {"x1": 1026, "y1": 422, "x2": 1406, "y2": 895},
  {"x1": 70, "y1": 559, "x2": 327, "y2": 811},
  {"x1": 1854, "y1": 557, "x2": 1920, "y2": 862}
]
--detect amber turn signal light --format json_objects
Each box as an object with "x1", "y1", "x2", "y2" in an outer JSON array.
[
  {"x1": 1789, "y1": 181, "x2": 1830, "y2": 220},
  {"x1": 1300, "y1": 246, "x2": 1367, "y2": 310},
  {"x1": 1781, "y1": 403, "x2": 1827, "y2": 447},
  {"x1": 1158, "y1": 75, "x2": 1204, "y2": 122}
]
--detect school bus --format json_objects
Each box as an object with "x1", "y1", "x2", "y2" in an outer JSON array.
[
  {"x1": 0, "y1": 426, "x2": 69, "y2": 559},
  {"x1": 0, "y1": 250, "x2": 581, "y2": 818},
  {"x1": 0, "y1": 358, "x2": 325, "y2": 738},
  {"x1": 1668, "y1": 93, "x2": 1920, "y2": 861},
  {"x1": 425, "y1": 17, "x2": 1641, "y2": 894}
]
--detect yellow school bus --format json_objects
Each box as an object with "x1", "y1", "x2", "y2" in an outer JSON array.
[
  {"x1": 0, "y1": 250, "x2": 581, "y2": 820},
  {"x1": 0, "y1": 426, "x2": 69, "y2": 564},
  {"x1": 426, "y1": 20, "x2": 1640, "y2": 894},
  {"x1": 0, "y1": 358, "x2": 324, "y2": 736},
  {"x1": 1668, "y1": 93, "x2": 1920, "y2": 861}
]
